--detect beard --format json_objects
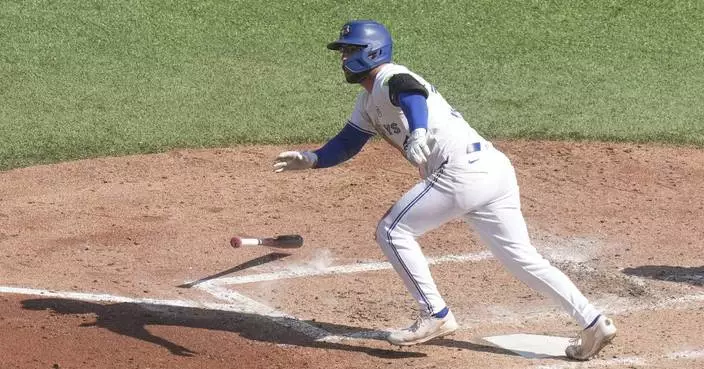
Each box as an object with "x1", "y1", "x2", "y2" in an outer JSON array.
[{"x1": 344, "y1": 68, "x2": 367, "y2": 84}]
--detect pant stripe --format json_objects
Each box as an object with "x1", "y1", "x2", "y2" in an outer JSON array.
[{"x1": 386, "y1": 166, "x2": 445, "y2": 314}]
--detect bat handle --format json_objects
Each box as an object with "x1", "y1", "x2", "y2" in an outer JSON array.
[{"x1": 230, "y1": 237, "x2": 262, "y2": 248}]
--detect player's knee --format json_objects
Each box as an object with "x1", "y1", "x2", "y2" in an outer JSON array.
[
  {"x1": 375, "y1": 217, "x2": 391, "y2": 245},
  {"x1": 375, "y1": 205, "x2": 394, "y2": 243},
  {"x1": 378, "y1": 211, "x2": 408, "y2": 243},
  {"x1": 376, "y1": 215, "x2": 416, "y2": 247}
]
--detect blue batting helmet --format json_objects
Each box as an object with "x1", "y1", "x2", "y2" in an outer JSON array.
[{"x1": 327, "y1": 20, "x2": 393, "y2": 81}]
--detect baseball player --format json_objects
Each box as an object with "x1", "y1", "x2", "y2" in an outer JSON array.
[{"x1": 273, "y1": 20, "x2": 616, "y2": 360}]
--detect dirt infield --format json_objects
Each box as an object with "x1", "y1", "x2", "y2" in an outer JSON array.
[{"x1": 1, "y1": 140, "x2": 703, "y2": 369}]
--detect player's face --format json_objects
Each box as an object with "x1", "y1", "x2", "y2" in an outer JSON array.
[{"x1": 337, "y1": 45, "x2": 366, "y2": 84}]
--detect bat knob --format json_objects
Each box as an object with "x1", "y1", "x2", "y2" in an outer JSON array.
[{"x1": 230, "y1": 237, "x2": 242, "y2": 248}]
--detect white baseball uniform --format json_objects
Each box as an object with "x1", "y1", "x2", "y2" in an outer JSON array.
[{"x1": 350, "y1": 63, "x2": 600, "y2": 328}]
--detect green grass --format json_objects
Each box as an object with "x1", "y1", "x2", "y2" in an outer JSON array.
[{"x1": 1, "y1": 0, "x2": 703, "y2": 170}]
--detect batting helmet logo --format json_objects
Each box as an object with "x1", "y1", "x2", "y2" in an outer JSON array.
[{"x1": 341, "y1": 25, "x2": 351, "y2": 37}]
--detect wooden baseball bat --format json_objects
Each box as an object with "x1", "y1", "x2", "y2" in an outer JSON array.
[{"x1": 230, "y1": 234, "x2": 303, "y2": 249}]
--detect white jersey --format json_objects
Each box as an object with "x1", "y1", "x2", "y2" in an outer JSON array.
[
  {"x1": 348, "y1": 63, "x2": 488, "y2": 174},
  {"x1": 340, "y1": 66, "x2": 602, "y2": 343}
]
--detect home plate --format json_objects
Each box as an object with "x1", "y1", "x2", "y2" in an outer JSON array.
[{"x1": 482, "y1": 334, "x2": 571, "y2": 358}]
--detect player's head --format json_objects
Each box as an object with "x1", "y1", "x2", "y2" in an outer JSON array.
[{"x1": 327, "y1": 20, "x2": 393, "y2": 83}]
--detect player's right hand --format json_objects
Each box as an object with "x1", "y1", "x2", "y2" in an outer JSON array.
[
  {"x1": 405, "y1": 128, "x2": 431, "y2": 166},
  {"x1": 273, "y1": 151, "x2": 318, "y2": 172}
]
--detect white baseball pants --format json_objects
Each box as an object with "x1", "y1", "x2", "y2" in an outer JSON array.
[{"x1": 375, "y1": 146, "x2": 601, "y2": 328}]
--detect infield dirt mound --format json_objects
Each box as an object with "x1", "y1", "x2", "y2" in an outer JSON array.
[{"x1": 0, "y1": 140, "x2": 702, "y2": 369}]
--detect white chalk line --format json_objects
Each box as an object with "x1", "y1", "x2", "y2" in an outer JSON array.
[
  {"x1": 2, "y1": 243, "x2": 702, "y2": 362},
  {"x1": 666, "y1": 350, "x2": 704, "y2": 360},
  {"x1": 207, "y1": 250, "x2": 494, "y2": 286},
  {"x1": 606, "y1": 291, "x2": 704, "y2": 314},
  {"x1": 0, "y1": 250, "x2": 496, "y2": 348},
  {"x1": 5, "y1": 244, "x2": 699, "y2": 346},
  {"x1": 197, "y1": 283, "x2": 338, "y2": 342},
  {"x1": 4, "y1": 285, "x2": 700, "y2": 332},
  {"x1": 319, "y1": 291, "x2": 704, "y2": 342},
  {"x1": 3, "y1": 284, "x2": 704, "y2": 363},
  {"x1": 0, "y1": 286, "x2": 275, "y2": 314},
  {"x1": 0, "y1": 285, "x2": 368, "y2": 343},
  {"x1": 191, "y1": 251, "x2": 492, "y2": 342},
  {"x1": 191, "y1": 245, "x2": 703, "y2": 341},
  {"x1": 0, "y1": 284, "x2": 381, "y2": 343},
  {"x1": 533, "y1": 348, "x2": 704, "y2": 369}
]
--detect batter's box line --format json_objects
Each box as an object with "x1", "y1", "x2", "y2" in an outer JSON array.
[
  {"x1": 196, "y1": 283, "x2": 355, "y2": 342},
  {"x1": 195, "y1": 280, "x2": 704, "y2": 345},
  {"x1": 192, "y1": 247, "x2": 704, "y2": 342},
  {"x1": 191, "y1": 250, "x2": 495, "y2": 340},
  {"x1": 204, "y1": 250, "x2": 494, "y2": 286},
  {"x1": 0, "y1": 285, "x2": 304, "y2": 315},
  {"x1": 2, "y1": 285, "x2": 703, "y2": 348}
]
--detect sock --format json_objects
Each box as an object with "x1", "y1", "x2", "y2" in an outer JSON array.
[
  {"x1": 432, "y1": 306, "x2": 449, "y2": 318},
  {"x1": 585, "y1": 315, "x2": 601, "y2": 329}
]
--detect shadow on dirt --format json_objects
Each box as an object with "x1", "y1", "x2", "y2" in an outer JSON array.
[
  {"x1": 20, "y1": 251, "x2": 517, "y2": 359},
  {"x1": 622, "y1": 265, "x2": 704, "y2": 286},
  {"x1": 21, "y1": 297, "x2": 425, "y2": 359},
  {"x1": 19, "y1": 297, "x2": 519, "y2": 359}
]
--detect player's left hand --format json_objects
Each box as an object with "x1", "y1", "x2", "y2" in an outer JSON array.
[{"x1": 405, "y1": 128, "x2": 431, "y2": 166}]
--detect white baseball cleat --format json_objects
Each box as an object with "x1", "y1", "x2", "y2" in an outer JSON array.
[
  {"x1": 565, "y1": 315, "x2": 617, "y2": 361},
  {"x1": 387, "y1": 308, "x2": 458, "y2": 346}
]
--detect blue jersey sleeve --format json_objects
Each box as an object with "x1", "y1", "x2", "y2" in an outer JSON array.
[
  {"x1": 398, "y1": 91, "x2": 428, "y2": 131},
  {"x1": 313, "y1": 122, "x2": 373, "y2": 168}
]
